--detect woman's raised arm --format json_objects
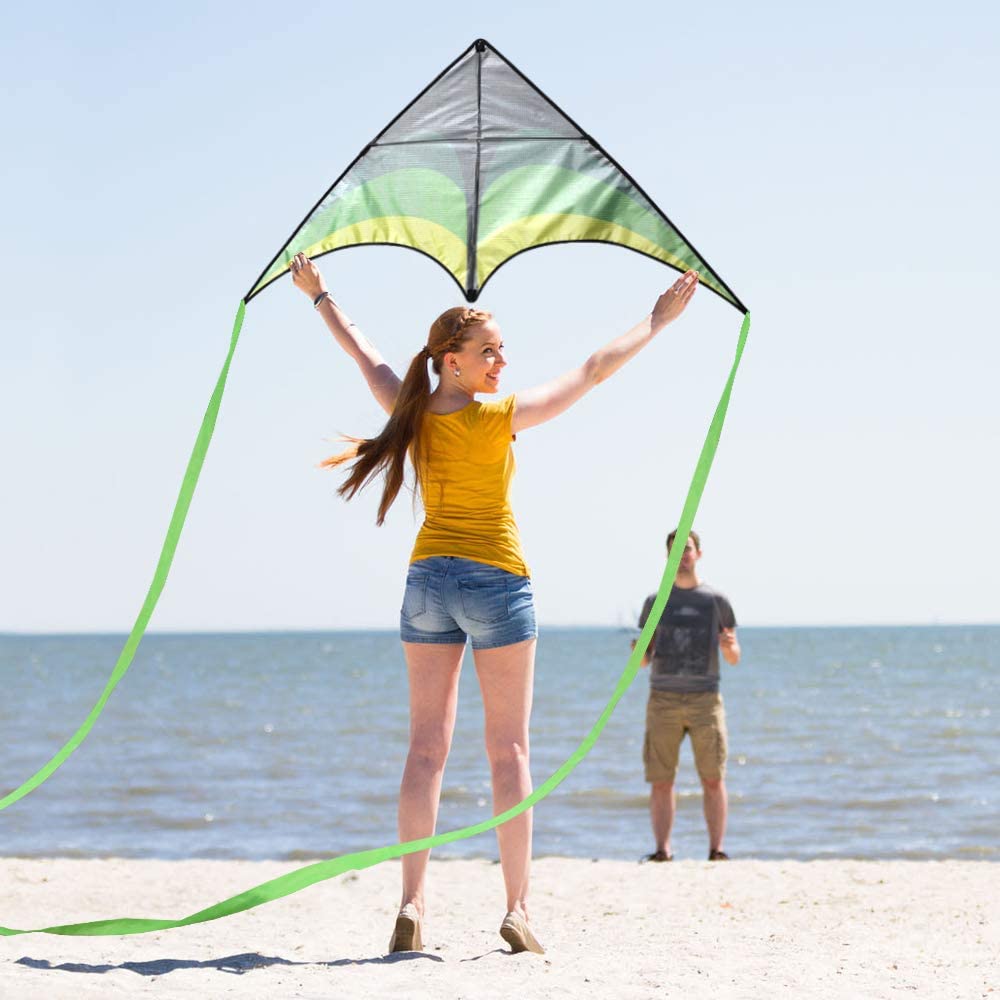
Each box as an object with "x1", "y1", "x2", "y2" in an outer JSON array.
[
  {"x1": 290, "y1": 253, "x2": 401, "y2": 415},
  {"x1": 510, "y1": 271, "x2": 698, "y2": 434}
]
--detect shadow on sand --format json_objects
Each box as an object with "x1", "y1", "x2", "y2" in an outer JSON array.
[{"x1": 15, "y1": 949, "x2": 446, "y2": 976}]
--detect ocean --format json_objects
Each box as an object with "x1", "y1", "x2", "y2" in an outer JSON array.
[{"x1": 1, "y1": 627, "x2": 997, "y2": 862}]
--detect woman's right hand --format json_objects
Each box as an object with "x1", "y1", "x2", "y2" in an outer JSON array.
[
  {"x1": 290, "y1": 252, "x2": 327, "y2": 300},
  {"x1": 651, "y1": 270, "x2": 699, "y2": 330}
]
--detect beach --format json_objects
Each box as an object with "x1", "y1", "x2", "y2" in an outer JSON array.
[
  {"x1": 3, "y1": 629, "x2": 997, "y2": 997},
  {"x1": 2, "y1": 857, "x2": 996, "y2": 999}
]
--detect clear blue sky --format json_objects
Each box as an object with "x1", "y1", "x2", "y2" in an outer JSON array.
[{"x1": 1, "y1": 0, "x2": 997, "y2": 631}]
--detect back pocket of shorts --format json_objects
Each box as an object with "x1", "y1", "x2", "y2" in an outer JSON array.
[
  {"x1": 458, "y1": 578, "x2": 510, "y2": 624},
  {"x1": 401, "y1": 572, "x2": 428, "y2": 621}
]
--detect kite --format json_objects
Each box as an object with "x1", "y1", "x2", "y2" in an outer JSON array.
[
  {"x1": 1, "y1": 39, "x2": 750, "y2": 936},
  {"x1": 244, "y1": 39, "x2": 746, "y2": 312}
]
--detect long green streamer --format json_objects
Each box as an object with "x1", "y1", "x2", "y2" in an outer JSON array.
[
  {"x1": 0, "y1": 309, "x2": 749, "y2": 937},
  {"x1": 0, "y1": 300, "x2": 246, "y2": 813}
]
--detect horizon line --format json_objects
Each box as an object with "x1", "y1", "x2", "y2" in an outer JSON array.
[{"x1": 2, "y1": 621, "x2": 999, "y2": 639}]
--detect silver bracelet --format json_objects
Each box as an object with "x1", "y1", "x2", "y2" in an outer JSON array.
[{"x1": 313, "y1": 291, "x2": 331, "y2": 309}]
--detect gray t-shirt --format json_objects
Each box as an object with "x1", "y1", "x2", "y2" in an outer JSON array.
[{"x1": 639, "y1": 584, "x2": 737, "y2": 694}]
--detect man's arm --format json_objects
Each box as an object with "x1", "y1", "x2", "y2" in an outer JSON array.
[
  {"x1": 630, "y1": 637, "x2": 652, "y2": 668},
  {"x1": 633, "y1": 595, "x2": 656, "y2": 667},
  {"x1": 719, "y1": 628, "x2": 741, "y2": 666},
  {"x1": 715, "y1": 593, "x2": 740, "y2": 665}
]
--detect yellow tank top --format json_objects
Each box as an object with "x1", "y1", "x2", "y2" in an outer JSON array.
[{"x1": 409, "y1": 394, "x2": 529, "y2": 577}]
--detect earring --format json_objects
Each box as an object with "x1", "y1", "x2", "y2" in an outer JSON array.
[{"x1": 453, "y1": 368, "x2": 461, "y2": 377}]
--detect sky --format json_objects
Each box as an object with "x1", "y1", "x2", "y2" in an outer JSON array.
[{"x1": 1, "y1": 0, "x2": 997, "y2": 632}]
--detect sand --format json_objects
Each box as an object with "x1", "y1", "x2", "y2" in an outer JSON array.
[{"x1": 2, "y1": 857, "x2": 997, "y2": 999}]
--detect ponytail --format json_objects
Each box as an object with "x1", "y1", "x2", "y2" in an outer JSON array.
[{"x1": 321, "y1": 348, "x2": 431, "y2": 525}]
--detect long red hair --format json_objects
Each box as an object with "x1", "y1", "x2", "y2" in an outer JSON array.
[{"x1": 322, "y1": 306, "x2": 492, "y2": 524}]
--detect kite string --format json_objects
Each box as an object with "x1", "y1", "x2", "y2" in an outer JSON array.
[
  {"x1": 0, "y1": 310, "x2": 750, "y2": 937},
  {"x1": 0, "y1": 300, "x2": 247, "y2": 813}
]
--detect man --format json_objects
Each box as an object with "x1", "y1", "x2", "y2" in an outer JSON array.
[{"x1": 635, "y1": 529, "x2": 740, "y2": 861}]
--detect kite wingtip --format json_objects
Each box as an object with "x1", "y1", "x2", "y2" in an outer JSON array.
[{"x1": 475, "y1": 39, "x2": 488, "y2": 52}]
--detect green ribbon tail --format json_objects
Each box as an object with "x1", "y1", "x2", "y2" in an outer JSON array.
[
  {"x1": 0, "y1": 309, "x2": 749, "y2": 938},
  {"x1": 0, "y1": 300, "x2": 247, "y2": 814}
]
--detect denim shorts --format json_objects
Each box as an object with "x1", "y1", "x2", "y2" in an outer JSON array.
[{"x1": 399, "y1": 556, "x2": 537, "y2": 650}]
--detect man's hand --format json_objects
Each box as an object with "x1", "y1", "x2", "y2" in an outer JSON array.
[{"x1": 631, "y1": 638, "x2": 650, "y2": 668}]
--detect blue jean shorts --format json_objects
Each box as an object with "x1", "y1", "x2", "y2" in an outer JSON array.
[{"x1": 399, "y1": 556, "x2": 537, "y2": 650}]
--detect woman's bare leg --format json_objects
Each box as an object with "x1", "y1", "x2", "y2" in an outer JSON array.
[
  {"x1": 472, "y1": 638, "x2": 536, "y2": 919},
  {"x1": 398, "y1": 641, "x2": 466, "y2": 915}
]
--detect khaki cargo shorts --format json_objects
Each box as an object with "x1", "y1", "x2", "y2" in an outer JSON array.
[{"x1": 643, "y1": 690, "x2": 728, "y2": 783}]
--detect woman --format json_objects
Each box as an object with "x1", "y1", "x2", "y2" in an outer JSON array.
[{"x1": 289, "y1": 252, "x2": 698, "y2": 954}]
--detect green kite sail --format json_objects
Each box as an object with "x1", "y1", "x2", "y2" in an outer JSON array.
[{"x1": 246, "y1": 39, "x2": 746, "y2": 313}]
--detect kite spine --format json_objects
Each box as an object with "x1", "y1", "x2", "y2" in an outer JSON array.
[{"x1": 467, "y1": 39, "x2": 486, "y2": 300}]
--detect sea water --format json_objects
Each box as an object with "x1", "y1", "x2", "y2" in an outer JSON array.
[{"x1": 1, "y1": 627, "x2": 996, "y2": 861}]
